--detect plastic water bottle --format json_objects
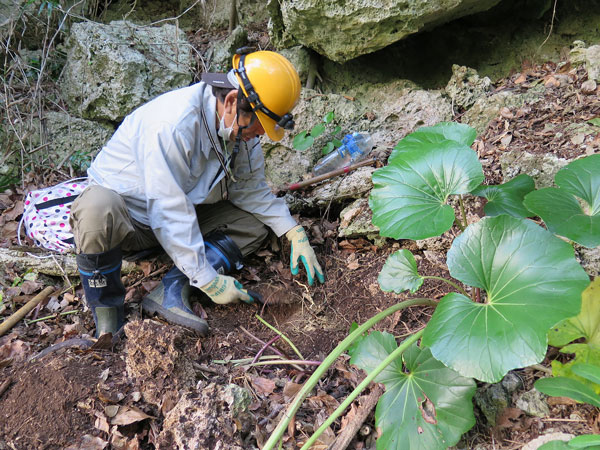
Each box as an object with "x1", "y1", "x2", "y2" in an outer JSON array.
[{"x1": 312, "y1": 132, "x2": 373, "y2": 176}]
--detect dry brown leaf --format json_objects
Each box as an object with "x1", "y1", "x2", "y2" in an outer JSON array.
[
  {"x1": 347, "y1": 260, "x2": 360, "y2": 270},
  {"x1": 138, "y1": 261, "x2": 154, "y2": 277},
  {"x1": 500, "y1": 133, "x2": 513, "y2": 147},
  {"x1": 95, "y1": 414, "x2": 111, "y2": 433},
  {"x1": 3, "y1": 200, "x2": 24, "y2": 221},
  {"x1": 111, "y1": 405, "x2": 153, "y2": 426},
  {"x1": 546, "y1": 396, "x2": 578, "y2": 406},
  {"x1": 496, "y1": 407, "x2": 524, "y2": 429},
  {"x1": 252, "y1": 376, "x2": 276, "y2": 396},
  {"x1": 283, "y1": 381, "x2": 302, "y2": 400},
  {"x1": 515, "y1": 73, "x2": 527, "y2": 84},
  {"x1": 0, "y1": 339, "x2": 29, "y2": 361}
]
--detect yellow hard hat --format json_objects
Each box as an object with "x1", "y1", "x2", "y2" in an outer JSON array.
[{"x1": 232, "y1": 50, "x2": 301, "y2": 141}]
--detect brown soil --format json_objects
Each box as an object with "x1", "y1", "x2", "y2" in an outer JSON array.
[{"x1": 0, "y1": 60, "x2": 599, "y2": 449}]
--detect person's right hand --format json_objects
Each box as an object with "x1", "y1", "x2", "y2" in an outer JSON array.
[{"x1": 200, "y1": 274, "x2": 253, "y2": 304}]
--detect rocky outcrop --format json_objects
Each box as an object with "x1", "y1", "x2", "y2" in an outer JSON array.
[
  {"x1": 62, "y1": 21, "x2": 193, "y2": 121},
  {"x1": 269, "y1": 0, "x2": 502, "y2": 62}
]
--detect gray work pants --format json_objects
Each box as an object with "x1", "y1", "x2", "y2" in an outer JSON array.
[{"x1": 69, "y1": 185, "x2": 269, "y2": 256}]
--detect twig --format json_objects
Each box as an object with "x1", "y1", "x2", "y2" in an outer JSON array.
[
  {"x1": 245, "y1": 359, "x2": 321, "y2": 368},
  {"x1": 239, "y1": 326, "x2": 288, "y2": 359},
  {"x1": 252, "y1": 335, "x2": 281, "y2": 365},
  {"x1": 539, "y1": 0, "x2": 559, "y2": 50},
  {"x1": 329, "y1": 384, "x2": 384, "y2": 450},
  {"x1": 0, "y1": 286, "x2": 55, "y2": 337},
  {"x1": 0, "y1": 377, "x2": 13, "y2": 399},
  {"x1": 213, "y1": 355, "x2": 283, "y2": 365},
  {"x1": 255, "y1": 314, "x2": 304, "y2": 361}
]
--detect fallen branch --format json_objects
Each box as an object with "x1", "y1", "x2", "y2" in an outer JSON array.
[
  {"x1": 0, "y1": 286, "x2": 55, "y2": 337},
  {"x1": 330, "y1": 384, "x2": 384, "y2": 450},
  {"x1": 0, "y1": 247, "x2": 138, "y2": 277}
]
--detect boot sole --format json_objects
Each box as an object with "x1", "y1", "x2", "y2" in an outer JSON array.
[{"x1": 142, "y1": 298, "x2": 209, "y2": 337}]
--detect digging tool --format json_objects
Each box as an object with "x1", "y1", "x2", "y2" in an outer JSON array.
[
  {"x1": 0, "y1": 286, "x2": 55, "y2": 337},
  {"x1": 285, "y1": 157, "x2": 378, "y2": 191}
]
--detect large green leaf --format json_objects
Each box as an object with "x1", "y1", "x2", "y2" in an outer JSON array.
[
  {"x1": 350, "y1": 333, "x2": 476, "y2": 450},
  {"x1": 389, "y1": 122, "x2": 477, "y2": 163},
  {"x1": 568, "y1": 435, "x2": 600, "y2": 449},
  {"x1": 369, "y1": 139, "x2": 483, "y2": 240},
  {"x1": 535, "y1": 376, "x2": 600, "y2": 407},
  {"x1": 548, "y1": 278, "x2": 600, "y2": 393},
  {"x1": 472, "y1": 174, "x2": 535, "y2": 218},
  {"x1": 378, "y1": 249, "x2": 424, "y2": 293},
  {"x1": 422, "y1": 215, "x2": 590, "y2": 383},
  {"x1": 523, "y1": 154, "x2": 600, "y2": 248}
]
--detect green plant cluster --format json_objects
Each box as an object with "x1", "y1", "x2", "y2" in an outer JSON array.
[
  {"x1": 292, "y1": 111, "x2": 343, "y2": 155},
  {"x1": 264, "y1": 122, "x2": 600, "y2": 450}
]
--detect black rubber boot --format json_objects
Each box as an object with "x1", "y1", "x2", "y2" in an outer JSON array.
[
  {"x1": 77, "y1": 246, "x2": 125, "y2": 338},
  {"x1": 142, "y1": 266, "x2": 209, "y2": 336},
  {"x1": 142, "y1": 232, "x2": 243, "y2": 336}
]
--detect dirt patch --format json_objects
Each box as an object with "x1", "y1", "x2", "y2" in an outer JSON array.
[{"x1": 0, "y1": 350, "x2": 126, "y2": 449}]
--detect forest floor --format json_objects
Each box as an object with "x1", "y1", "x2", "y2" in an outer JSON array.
[{"x1": 0, "y1": 55, "x2": 599, "y2": 449}]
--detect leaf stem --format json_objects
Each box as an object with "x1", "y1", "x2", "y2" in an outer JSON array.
[
  {"x1": 262, "y1": 298, "x2": 436, "y2": 450},
  {"x1": 245, "y1": 359, "x2": 322, "y2": 368},
  {"x1": 256, "y1": 314, "x2": 304, "y2": 360},
  {"x1": 213, "y1": 355, "x2": 283, "y2": 365},
  {"x1": 300, "y1": 329, "x2": 424, "y2": 450},
  {"x1": 459, "y1": 194, "x2": 468, "y2": 229},
  {"x1": 423, "y1": 276, "x2": 469, "y2": 297},
  {"x1": 24, "y1": 309, "x2": 79, "y2": 325}
]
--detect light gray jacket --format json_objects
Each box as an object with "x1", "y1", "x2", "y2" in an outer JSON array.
[{"x1": 88, "y1": 82, "x2": 297, "y2": 287}]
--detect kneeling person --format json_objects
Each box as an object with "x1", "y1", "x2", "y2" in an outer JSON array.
[{"x1": 69, "y1": 50, "x2": 325, "y2": 338}]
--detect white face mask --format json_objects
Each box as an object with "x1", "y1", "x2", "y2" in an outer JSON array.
[{"x1": 218, "y1": 113, "x2": 237, "y2": 142}]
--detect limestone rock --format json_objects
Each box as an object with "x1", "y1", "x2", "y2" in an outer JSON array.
[
  {"x1": 570, "y1": 41, "x2": 600, "y2": 82},
  {"x1": 125, "y1": 320, "x2": 196, "y2": 406},
  {"x1": 279, "y1": 46, "x2": 313, "y2": 86},
  {"x1": 516, "y1": 388, "x2": 550, "y2": 418},
  {"x1": 445, "y1": 65, "x2": 493, "y2": 110},
  {"x1": 263, "y1": 89, "x2": 364, "y2": 190},
  {"x1": 207, "y1": 25, "x2": 248, "y2": 72},
  {"x1": 474, "y1": 372, "x2": 524, "y2": 427},
  {"x1": 270, "y1": 0, "x2": 501, "y2": 63},
  {"x1": 156, "y1": 383, "x2": 252, "y2": 450},
  {"x1": 62, "y1": 21, "x2": 192, "y2": 121},
  {"x1": 500, "y1": 150, "x2": 569, "y2": 188},
  {"x1": 263, "y1": 82, "x2": 452, "y2": 194},
  {"x1": 338, "y1": 198, "x2": 379, "y2": 239},
  {"x1": 522, "y1": 432, "x2": 575, "y2": 450},
  {"x1": 462, "y1": 87, "x2": 545, "y2": 136},
  {"x1": 30, "y1": 111, "x2": 113, "y2": 172},
  {"x1": 576, "y1": 245, "x2": 600, "y2": 277}
]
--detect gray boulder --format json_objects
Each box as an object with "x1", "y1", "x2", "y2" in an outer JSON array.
[
  {"x1": 269, "y1": 0, "x2": 501, "y2": 63},
  {"x1": 500, "y1": 150, "x2": 569, "y2": 188},
  {"x1": 445, "y1": 65, "x2": 493, "y2": 110},
  {"x1": 570, "y1": 41, "x2": 600, "y2": 82},
  {"x1": 32, "y1": 111, "x2": 113, "y2": 172},
  {"x1": 207, "y1": 25, "x2": 248, "y2": 72},
  {"x1": 62, "y1": 21, "x2": 193, "y2": 122}
]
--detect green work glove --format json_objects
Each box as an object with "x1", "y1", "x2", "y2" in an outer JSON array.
[
  {"x1": 200, "y1": 274, "x2": 253, "y2": 305},
  {"x1": 286, "y1": 225, "x2": 325, "y2": 286}
]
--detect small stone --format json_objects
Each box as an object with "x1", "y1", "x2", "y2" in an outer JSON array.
[
  {"x1": 516, "y1": 388, "x2": 550, "y2": 418},
  {"x1": 581, "y1": 79, "x2": 597, "y2": 94}
]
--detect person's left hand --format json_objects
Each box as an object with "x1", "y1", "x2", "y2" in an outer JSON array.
[{"x1": 285, "y1": 225, "x2": 325, "y2": 286}]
